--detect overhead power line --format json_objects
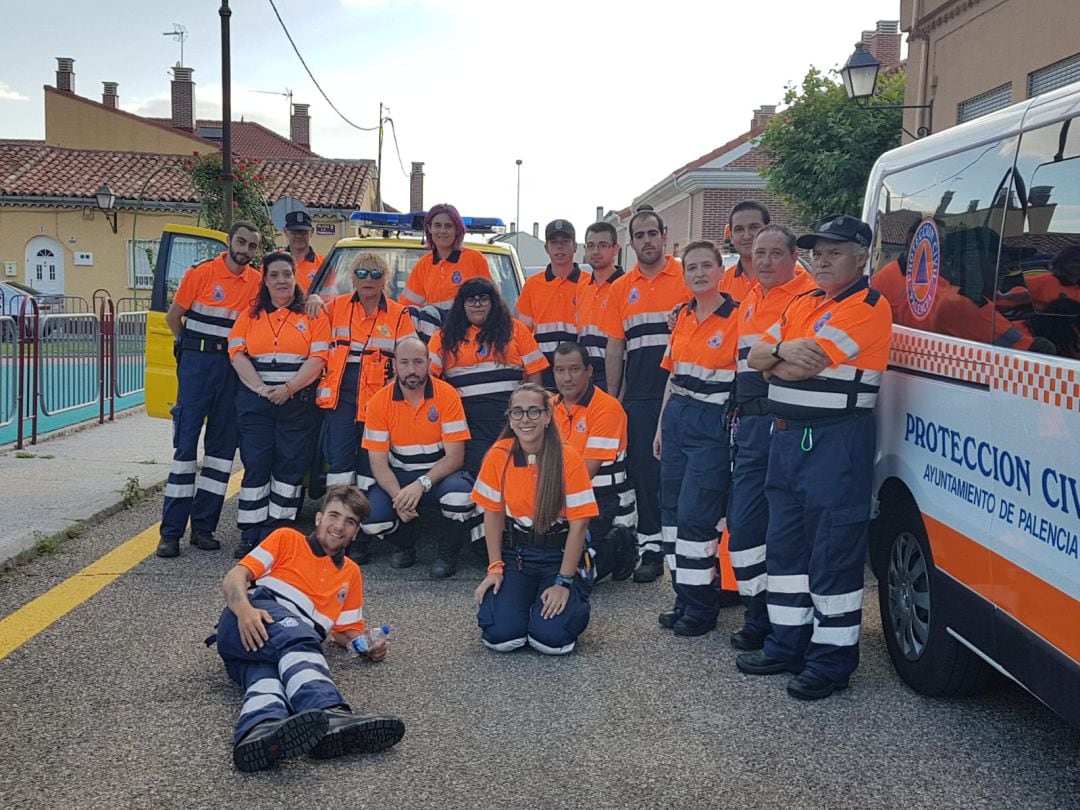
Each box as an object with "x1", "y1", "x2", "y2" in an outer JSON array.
[
  {"x1": 266, "y1": 0, "x2": 379, "y2": 132},
  {"x1": 386, "y1": 117, "x2": 410, "y2": 178}
]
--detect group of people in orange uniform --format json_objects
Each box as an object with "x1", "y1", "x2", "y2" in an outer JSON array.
[{"x1": 165, "y1": 199, "x2": 911, "y2": 771}]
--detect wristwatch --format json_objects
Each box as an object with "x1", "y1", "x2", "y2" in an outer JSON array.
[
  {"x1": 417, "y1": 474, "x2": 433, "y2": 492},
  {"x1": 771, "y1": 341, "x2": 784, "y2": 360},
  {"x1": 554, "y1": 573, "x2": 574, "y2": 590}
]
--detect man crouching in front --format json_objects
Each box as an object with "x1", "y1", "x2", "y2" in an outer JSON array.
[{"x1": 213, "y1": 484, "x2": 405, "y2": 772}]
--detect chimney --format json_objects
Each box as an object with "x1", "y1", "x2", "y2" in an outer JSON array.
[
  {"x1": 751, "y1": 104, "x2": 777, "y2": 129},
  {"x1": 102, "y1": 81, "x2": 119, "y2": 109},
  {"x1": 532, "y1": 222, "x2": 539, "y2": 238},
  {"x1": 290, "y1": 103, "x2": 311, "y2": 149},
  {"x1": 55, "y1": 58, "x2": 75, "y2": 93},
  {"x1": 866, "y1": 20, "x2": 902, "y2": 70},
  {"x1": 595, "y1": 206, "x2": 603, "y2": 222},
  {"x1": 409, "y1": 162, "x2": 425, "y2": 212},
  {"x1": 170, "y1": 66, "x2": 195, "y2": 132}
]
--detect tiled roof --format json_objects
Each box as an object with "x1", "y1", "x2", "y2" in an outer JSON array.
[
  {"x1": 0, "y1": 141, "x2": 374, "y2": 210},
  {"x1": 674, "y1": 126, "x2": 766, "y2": 176},
  {"x1": 146, "y1": 118, "x2": 317, "y2": 159}
]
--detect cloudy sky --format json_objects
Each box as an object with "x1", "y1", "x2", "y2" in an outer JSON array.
[{"x1": 2, "y1": 0, "x2": 903, "y2": 231}]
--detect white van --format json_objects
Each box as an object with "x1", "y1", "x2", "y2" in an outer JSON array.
[{"x1": 862, "y1": 81, "x2": 1080, "y2": 728}]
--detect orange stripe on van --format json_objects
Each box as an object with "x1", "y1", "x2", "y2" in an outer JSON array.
[{"x1": 923, "y1": 513, "x2": 1080, "y2": 664}]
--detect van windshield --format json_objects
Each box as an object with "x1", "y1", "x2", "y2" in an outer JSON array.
[{"x1": 312, "y1": 246, "x2": 521, "y2": 309}]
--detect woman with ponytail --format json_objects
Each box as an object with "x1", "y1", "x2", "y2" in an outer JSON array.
[{"x1": 471, "y1": 384, "x2": 598, "y2": 655}]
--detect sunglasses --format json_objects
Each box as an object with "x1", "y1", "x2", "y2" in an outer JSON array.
[
  {"x1": 508, "y1": 406, "x2": 548, "y2": 421},
  {"x1": 353, "y1": 268, "x2": 386, "y2": 280}
]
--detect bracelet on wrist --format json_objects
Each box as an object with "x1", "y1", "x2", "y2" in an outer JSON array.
[
  {"x1": 554, "y1": 573, "x2": 574, "y2": 589},
  {"x1": 487, "y1": 560, "x2": 505, "y2": 574},
  {"x1": 284, "y1": 381, "x2": 293, "y2": 397}
]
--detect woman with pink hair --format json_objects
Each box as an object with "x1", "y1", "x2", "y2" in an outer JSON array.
[{"x1": 400, "y1": 203, "x2": 492, "y2": 340}]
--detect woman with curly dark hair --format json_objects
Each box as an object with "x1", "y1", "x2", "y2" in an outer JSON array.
[
  {"x1": 228, "y1": 251, "x2": 331, "y2": 557},
  {"x1": 428, "y1": 277, "x2": 548, "y2": 475}
]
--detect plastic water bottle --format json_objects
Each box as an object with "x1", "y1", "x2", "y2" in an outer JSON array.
[{"x1": 350, "y1": 624, "x2": 390, "y2": 655}]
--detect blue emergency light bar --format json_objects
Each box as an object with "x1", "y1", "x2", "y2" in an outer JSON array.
[{"x1": 349, "y1": 211, "x2": 505, "y2": 233}]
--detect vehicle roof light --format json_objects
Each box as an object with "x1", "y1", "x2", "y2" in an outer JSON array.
[{"x1": 349, "y1": 211, "x2": 506, "y2": 234}]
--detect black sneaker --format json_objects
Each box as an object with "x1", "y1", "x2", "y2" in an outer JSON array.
[
  {"x1": 658, "y1": 609, "x2": 681, "y2": 629},
  {"x1": 787, "y1": 671, "x2": 849, "y2": 701},
  {"x1": 233, "y1": 539, "x2": 258, "y2": 560},
  {"x1": 232, "y1": 709, "x2": 329, "y2": 773},
  {"x1": 190, "y1": 529, "x2": 221, "y2": 551},
  {"x1": 155, "y1": 536, "x2": 180, "y2": 558},
  {"x1": 631, "y1": 557, "x2": 664, "y2": 583},
  {"x1": 346, "y1": 540, "x2": 373, "y2": 566},
  {"x1": 673, "y1": 615, "x2": 717, "y2": 637},
  {"x1": 390, "y1": 546, "x2": 417, "y2": 569},
  {"x1": 308, "y1": 708, "x2": 406, "y2": 760},
  {"x1": 736, "y1": 650, "x2": 800, "y2": 676},
  {"x1": 729, "y1": 626, "x2": 768, "y2": 651}
]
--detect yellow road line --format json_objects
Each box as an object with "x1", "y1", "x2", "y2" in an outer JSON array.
[{"x1": 0, "y1": 471, "x2": 243, "y2": 660}]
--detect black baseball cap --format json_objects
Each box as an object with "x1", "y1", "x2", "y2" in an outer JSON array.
[
  {"x1": 284, "y1": 210, "x2": 313, "y2": 231},
  {"x1": 795, "y1": 214, "x2": 872, "y2": 249},
  {"x1": 545, "y1": 219, "x2": 576, "y2": 241}
]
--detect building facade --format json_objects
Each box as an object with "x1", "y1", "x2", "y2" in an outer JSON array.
[{"x1": 901, "y1": 0, "x2": 1080, "y2": 141}]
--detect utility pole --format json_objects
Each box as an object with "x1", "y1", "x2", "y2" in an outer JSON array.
[
  {"x1": 376, "y1": 102, "x2": 384, "y2": 212},
  {"x1": 220, "y1": 0, "x2": 234, "y2": 231}
]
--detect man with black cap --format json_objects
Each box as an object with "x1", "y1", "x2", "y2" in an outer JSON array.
[
  {"x1": 739, "y1": 214, "x2": 892, "y2": 701},
  {"x1": 515, "y1": 219, "x2": 590, "y2": 388},
  {"x1": 283, "y1": 210, "x2": 325, "y2": 293}
]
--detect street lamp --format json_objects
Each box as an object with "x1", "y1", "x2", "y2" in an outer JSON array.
[
  {"x1": 841, "y1": 42, "x2": 933, "y2": 139},
  {"x1": 95, "y1": 183, "x2": 118, "y2": 233},
  {"x1": 515, "y1": 159, "x2": 522, "y2": 253}
]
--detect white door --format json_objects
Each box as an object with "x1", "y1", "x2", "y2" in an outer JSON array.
[{"x1": 25, "y1": 236, "x2": 65, "y2": 295}]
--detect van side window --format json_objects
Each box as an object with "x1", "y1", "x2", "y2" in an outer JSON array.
[
  {"x1": 871, "y1": 137, "x2": 1020, "y2": 346},
  {"x1": 996, "y1": 117, "x2": 1080, "y2": 359}
]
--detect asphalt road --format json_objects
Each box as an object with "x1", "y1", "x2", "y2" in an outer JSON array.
[{"x1": 1, "y1": 490, "x2": 1077, "y2": 809}]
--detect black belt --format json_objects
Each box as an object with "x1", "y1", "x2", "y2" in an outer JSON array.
[
  {"x1": 505, "y1": 524, "x2": 568, "y2": 550},
  {"x1": 181, "y1": 336, "x2": 228, "y2": 353},
  {"x1": 735, "y1": 398, "x2": 771, "y2": 416},
  {"x1": 773, "y1": 411, "x2": 871, "y2": 431}
]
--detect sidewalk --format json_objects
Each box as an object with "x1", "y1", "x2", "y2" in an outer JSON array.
[{"x1": 0, "y1": 408, "x2": 174, "y2": 565}]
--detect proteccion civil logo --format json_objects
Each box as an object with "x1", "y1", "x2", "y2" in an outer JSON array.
[
  {"x1": 905, "y1": 218, "x2": 941, "y2": 321},
  {"x1": 211, "y1": 284, "x2": 225, "y2": 303},
  {"x1": 451, "y1": 270, "x2": 462, "y2": 284},
  {"x1": 427, "y1": 406, "x2": 440, "y2": 422},
  {"x1": 628, "y1": 287, "x2": 640, "y2": 304}
]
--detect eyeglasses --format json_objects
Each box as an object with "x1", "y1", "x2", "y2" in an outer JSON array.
[
  {"x1": 353, "y1": 268, "x2": 386, "y2": 280},
  {"x1": 508, "y1": 406, "x2": 548, "y2": 421},
  {"x1": 464, "y1": 294, "x2": 492, "y2": 307}
]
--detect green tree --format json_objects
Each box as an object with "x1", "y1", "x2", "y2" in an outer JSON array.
[
  {"x1": 183, "y1": 152, "x2": 277, "y2": 252},
  {"x1": 758, "y1": 67, "x2": 906, "y2": 226}
]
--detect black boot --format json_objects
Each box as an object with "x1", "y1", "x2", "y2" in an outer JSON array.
[
  {"x1": 232, "y1": 709, "x2": 329, "y2": 773},
  {"x1": 389, "y1": 519, "x2": 420, "y2": 569},
  {"x1": 431, "y1": 521, "x2": 464, "y2": 579},
  {"x1": 308, "y1": 708, "x2": 405, "y2": 760}
]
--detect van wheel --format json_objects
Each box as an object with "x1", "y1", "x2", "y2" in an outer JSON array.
[{"x1": 878, "y1": 506, "x2": 992, "y2": 697}]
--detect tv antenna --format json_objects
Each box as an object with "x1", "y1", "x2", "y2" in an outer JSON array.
[
  {"x1": 162, "y1": 24, "x2": 188, "y2": 67},
  {"x1": 252, "y1": 87, "x2": 294, "y2": 122}
]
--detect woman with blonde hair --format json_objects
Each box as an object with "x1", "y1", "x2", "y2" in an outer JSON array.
[
  {"x1": 472, "y1": 384, "x2": 598, "y2": 655},
  {"x1": 314, "y1": 251, "x2": 416, "y2": 563}
]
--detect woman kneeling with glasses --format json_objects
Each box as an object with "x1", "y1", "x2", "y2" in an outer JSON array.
[{"x1": 472, "y1": 384, "x2": 598, "y2": 655}]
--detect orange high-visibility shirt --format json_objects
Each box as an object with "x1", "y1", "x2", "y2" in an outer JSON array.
[
  {"x1": 553, "y1": 383, "x2": 627, "y2": 463},
  {"x1": 316, "y1": 293, "x2": 416, "y2": 421},
  {"x1": 930, "y1": 281, "x2": 1034, "y2": 350},
  {"x1": 718, "y1": 259, "x2": 755, "y2": 303},
  {"x1": 428, "y1": 319, "x2": 548, "y2": 422},
  {"x1": 362, "y1": 376, "x2": 471, "y2": 471},
  {"x1": 736, "y1": 269, "x2": 817, "y2": 404},
  {"x1": 173, "y1": 253, "x2": 262, "y2": 345},
  {"x1": 472, "y1": 438, "x2": 599, "y2": 530},
  {"x1": 239, "y1": 527, "x2": 365, "y2": 636},
  {"x1": 294, "y1": 248, "x2": 325, "y2": 293},
  {"x1": 575, "y1": 267, "x2": 625, "y2": 385},
  {"x1": 760, "y1": 277, "x2": 892, "y2": 419},
  {"x1": 400, "y1": 247, "x2": 491, "y2": 312},
  {"x1": 515, "y1": 265, "x2": 591, "y2": 363},
  {"x1": 603, "y1": 256, "x2": 688, "y2": 400},
  {"x1": 228, "y1": 307, "x2": 330, "y2": 385},
  {"x1": 661, "y1": 294, "x2": 740, "y2": 406}
]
